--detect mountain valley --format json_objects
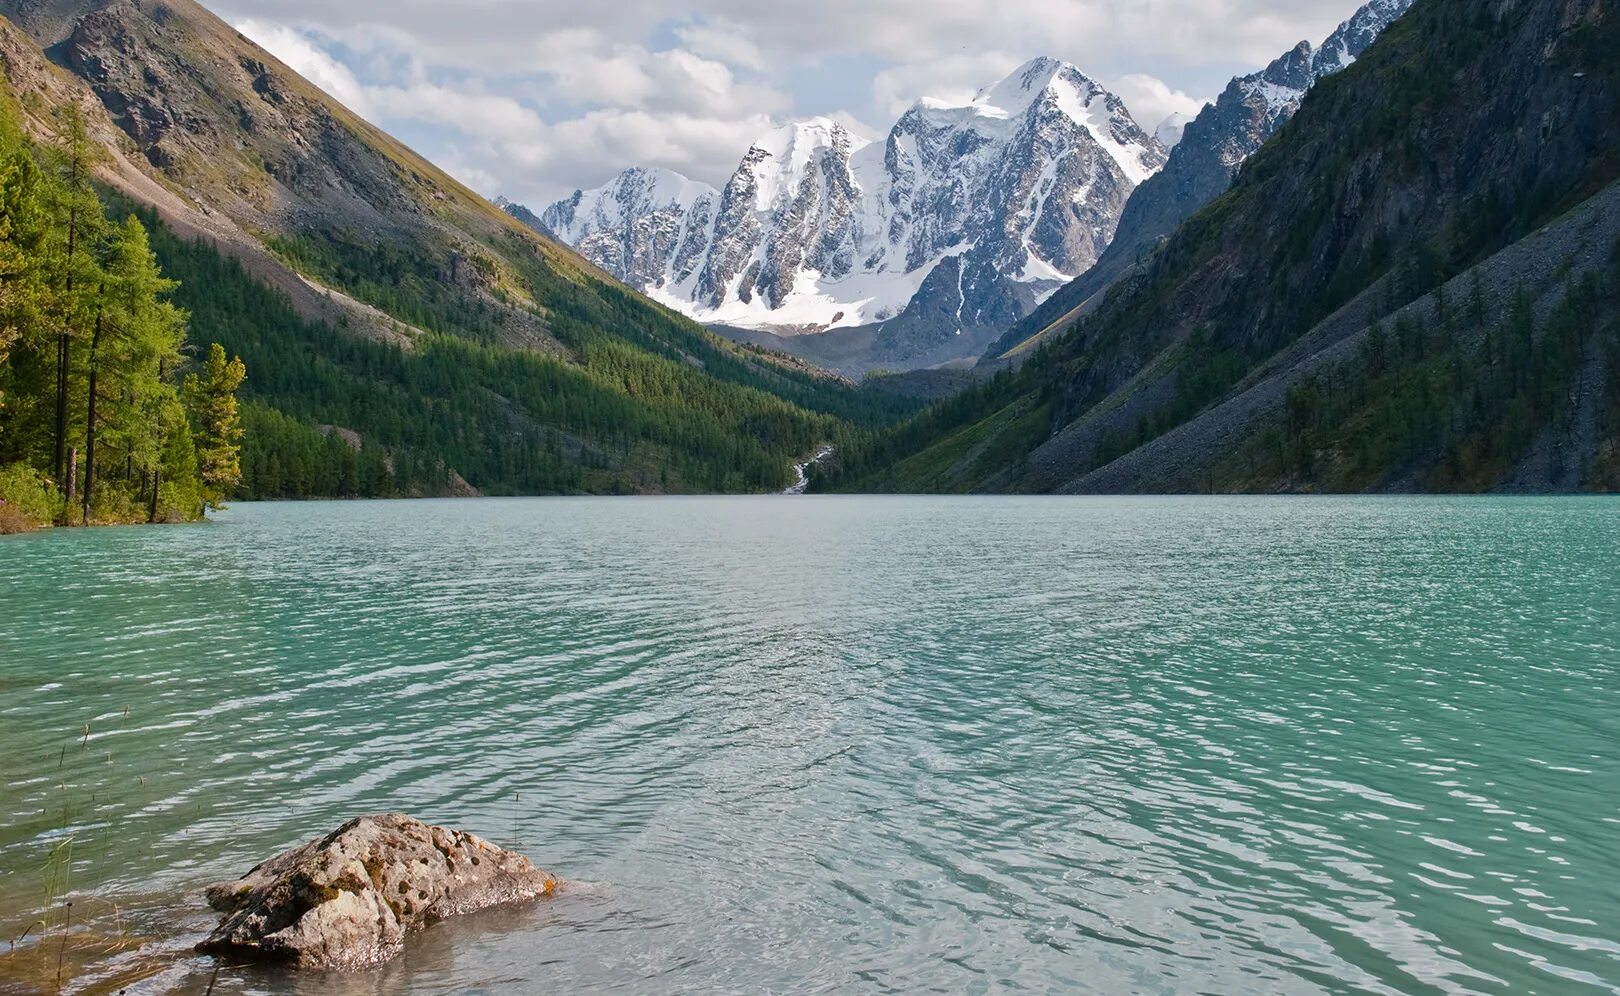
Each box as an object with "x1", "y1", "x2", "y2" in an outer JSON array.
[
  {"x1": 0, "y1": 0, "x2": 920, "y2": 500},
  {"x1": 520, "y1": 0, "x2": 1412, "y2": 376}
]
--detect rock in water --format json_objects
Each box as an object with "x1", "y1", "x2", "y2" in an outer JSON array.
[{"x1": 198, "y1": 813, "x2": 557, "y2": 969}]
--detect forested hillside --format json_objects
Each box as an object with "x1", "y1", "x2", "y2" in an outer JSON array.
[
  {"x1": 0, "y1": 0, "x2": 917, "y2": 506},
  {"x1": 818, "y1": 0, "x2": 1620, "y2": 495},
  {"x1": 139, "y1": 206, "x2": 915, "y2": 498}
]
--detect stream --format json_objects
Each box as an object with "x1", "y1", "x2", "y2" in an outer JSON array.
[{"x1": 782, "y1": 444, "x2": 835, "y2": 494}]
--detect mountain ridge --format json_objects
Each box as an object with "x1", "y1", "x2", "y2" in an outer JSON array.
[
  {"x1": 515, "y1": 57, "x2": 1166, "y2": 374},
  {"x1": 981, "y1": 0, "x2": 1415, "y2": 364}
]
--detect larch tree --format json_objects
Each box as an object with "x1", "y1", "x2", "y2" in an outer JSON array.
[
  {"x1": 0, "y1": 84, "x2": 249, "y2": 528},
  {"x1": 0, "y1": 150, "x2": 59, "y2": 461},
  {"x1": 185, "y1": 341, "x2": 246, "y2": 510},
  {"x1": 44, "y1": 105, "x2": 108, "y2": 492},
  {"x1": 84, "y1": 216, "x2": 187, "y2": 521}
]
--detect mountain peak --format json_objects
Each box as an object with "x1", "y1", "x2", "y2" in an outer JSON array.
[
  {"x1": 971, "y1": 56, "x2": 1096, "y2": 117},
  {"x1": 991, "y1": 55, "x2": 1067, "y2": 92},
  {"x1": 974, "y1": 58, "x2": 1165, "y2": 184},
  {"x1": 613, "y1": 164, "x2": 713, "y2": 197},
  {"x1": 557, "y1": 165, "x2": 717, "y2": 213},
  {"x1": 748, "y1": 117, "x2": 864, "y2": 160}
]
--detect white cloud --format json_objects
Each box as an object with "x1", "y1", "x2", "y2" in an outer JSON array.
[
  {"x1": 673, "y1": 20, "x2": 765, "y2": 72},
  {"x1": 238, "y1": 19, "x2": 372, "y2": 115},
  {"x1": 224, "y1": 0, "x2": 1383, "y2": 206},
  {"x1": 530, "y1": 35, "x2": 787, "y2": 118},
  {"x1": 871, "y1": 52, "x2": 1023, "y2": 118},
  {"x1": 540, "y1": 110, "x2": 775, "y2": 185},
  {"x1": 1109, "y1": 74, "x2": 1208, "y2": 135},
  {"x1": 242, "y1": 20, "x2": 547, "y2": 147}
]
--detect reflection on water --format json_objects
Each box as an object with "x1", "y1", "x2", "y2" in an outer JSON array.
[{"x1": 1, "y1": 496, "x2": 1617, "y2": 994}]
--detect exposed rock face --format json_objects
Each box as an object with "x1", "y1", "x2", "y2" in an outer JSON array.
[
  {"x1": 0, "y1": 0, "x2": 575, "y2": 356},
  {"x1": 539, "y1": 167, "x2": 718, "y2": 295},
  {"x1": 982, "y1": 0, "x2": 1414, "y2": 364},
  {"x1": 198, "y1": 814, "x2": 557, "y2": 970},
  {"x1": 521, "y1": 58, "x2": 1165, "y2": 370},
  {"x1": 52, "y1": 0, "x2": 409, "y2": 231}
]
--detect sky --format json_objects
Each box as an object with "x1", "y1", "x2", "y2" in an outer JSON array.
[{"x1": 209, "y1": 0, "x2": 1373, "y2": 208}]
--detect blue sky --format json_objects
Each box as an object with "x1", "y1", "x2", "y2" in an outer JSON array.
[{"x1": 207, "y1": 0, "x2": 1374, "y2": 207}]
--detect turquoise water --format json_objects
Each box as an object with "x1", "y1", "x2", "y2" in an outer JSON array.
[{"x1": 1, "y1": 496, "x2": 1617, "y2": 994}]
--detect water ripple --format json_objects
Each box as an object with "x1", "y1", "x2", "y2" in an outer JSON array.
[{"x1": 0, "y1": 496, "x2": 1616, "y2": 994}]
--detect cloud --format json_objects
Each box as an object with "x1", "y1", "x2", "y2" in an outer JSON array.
[
  {"x1": 871, "y1": 52, "x2": 1023, "y2": 118},
  {"x1": 540, "y1": 110, "x2": 774, "y2": 185},
  {"x1": 673, "y1": 20, "x2": 765, "y2": 72},
  {"x1": 242, "y1": 19, "x2": 547, "y2": 143},
  {"x1": 224, "y1": 0, "x2": 1383, "y2": 206},
  {"x1": 529, "y1": 29, "x2": 789, "y2": 118},
  {"x1": 1109, "y1": 74, "x2": 1208, "y2": 133},
  {"x1": 238, "y1": 19, "x2": 372, "y2": 115}
]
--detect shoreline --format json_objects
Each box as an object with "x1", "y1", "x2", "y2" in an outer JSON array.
[{"x1": 0, "y1": 508, "x2": 207, "y2": 536}]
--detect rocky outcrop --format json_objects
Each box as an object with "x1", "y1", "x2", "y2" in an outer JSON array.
[{"x1": 198, "y1": 814, "x2": 557, "y2": 970}]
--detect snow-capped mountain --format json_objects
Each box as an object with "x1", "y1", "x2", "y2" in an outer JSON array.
[
  {"x1": 521, "y1": 58, "x2": 1165, "y2": 370},
  {"x1": 981, "y1": 0, "x2": 1415, "y2": 363}
]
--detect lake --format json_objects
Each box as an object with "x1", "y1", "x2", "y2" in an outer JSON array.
[{"x1": 1, "y1": 496, "x2": 1617, "y2": 994}]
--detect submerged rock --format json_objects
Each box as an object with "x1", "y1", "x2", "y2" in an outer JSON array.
[{"x1": 198, "y1": 813, "x2": 556, "y2": 970}]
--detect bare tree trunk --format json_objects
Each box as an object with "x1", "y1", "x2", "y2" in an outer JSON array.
[
  {"x1": 54, "y1": 204, "x2": 78, "y2": 488},
  {"x1": 147, "y1": 465, "x2": 160, "y2": 523},
  {"x1": 64, "y1": 445, "x2": 78, "y2": 519}
]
